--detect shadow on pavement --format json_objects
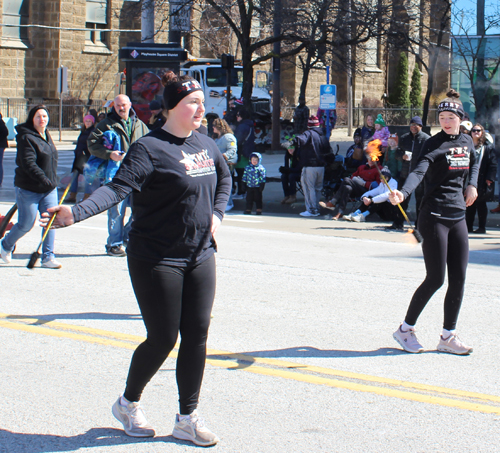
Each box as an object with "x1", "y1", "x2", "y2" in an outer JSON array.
[
  {"x1": 6, "y1": 312, "x2": 142, "y2": 322},
  {"x1": 209, "y1": 346, "x2": 410, "y2": 370},
  {"x1": 0, "y1": 428, "x2": 200, "y2": 452}
]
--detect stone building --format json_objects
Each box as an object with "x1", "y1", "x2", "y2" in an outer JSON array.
[{"x1": 0, "y1": 0, "x2": 450, "y2": 123}]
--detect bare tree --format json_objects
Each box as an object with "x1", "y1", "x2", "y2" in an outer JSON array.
[
  {"x1": 385, "y1": 0, "x2": 452, "y2": 125},
  {"x1": 451, "y1": 1, "x2": 500, "y2": 126}
]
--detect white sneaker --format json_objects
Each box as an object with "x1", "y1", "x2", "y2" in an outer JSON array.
[
  {"x1": 437, "y1": 333, "x2": 473, "y2": 355},
  {"x1": 112, "y1": 396, "x2": 156, "y2": 438},
  {"x1": 343, "y1": 214, "x2": 353, "y2": 221},
  {"x1": 172, "y1": 410, "x2": 219, "y2": 447},
  {"x1": 41, "y1": 258, "x2": 62, "y2": 269},
  {"x1": 1, "y1": 241, "x2": 12, "y2": 263},
  {"x1": 352, "y1": 214, "x2": 365, "y2": 222},
  {"x1": 300, "y1": 211, "x2": 320, "y2": 217},
  {"x1": 393, "y1": 325, "x2": 424, "y2": 353}
]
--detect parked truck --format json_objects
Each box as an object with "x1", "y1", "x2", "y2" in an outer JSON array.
[{"x1": 180, "y1": 59, "x2": 272, "y2": 123}]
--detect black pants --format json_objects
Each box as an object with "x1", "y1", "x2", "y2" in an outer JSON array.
[
  {"x1": 246, "y1": 187, "x2": 263, "y2": 211},
  {"x1": 235, "y1": 168, "x2": 246, "y2": 195},
  {"x1": 281, "y1": 171, "x2": 301, "y2": 197},
  {"x1": 466, "y1": 199, "x2": 488, "y2": 231},
  {"x1": 404, "y1": 210, "x2": 469, "y2": 331},
  {"x1": 360, "y1": 201, "x2": 396, "y2": 221},
  {"x1": 125, "y1": 254, "x2": 216, "y2": 415},
  {"x1": 333, "y1": 179, "x2": 367, "y2": 211}
]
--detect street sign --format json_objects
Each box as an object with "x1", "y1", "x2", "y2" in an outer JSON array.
[
  {"x1": 57, "y1": 66, "x2": 68, "y2": 94},
  {"x1": 320, "y1": 84, "x2": 336, "y2": 110}
]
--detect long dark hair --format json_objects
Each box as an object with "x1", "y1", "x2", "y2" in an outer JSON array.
[
  {"x1": 26, "y1": 104, "x2": 49, "y2": 129},
  {"x1": 472, "y1": 123, "x2": 486, "y2": 147}
]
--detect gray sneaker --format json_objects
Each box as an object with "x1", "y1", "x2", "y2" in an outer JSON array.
[
  {"x1": 172, "y1": 410, "x2": 219, "y2": 447},
  {"x1": 112, "y1": 396, "x2": 155, "y2": 438},
  {"x1": 393, "y1": 325, "x2": 424, "y2": 353},
  {"x1": 41, "y1": 258, "x2": 62, "y2": 269},
  {"x1": 437, "y1": 334, "x2": 473, "y2": 355}
]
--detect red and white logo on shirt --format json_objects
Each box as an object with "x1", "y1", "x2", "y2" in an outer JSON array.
[
  {"x1": 446, "y1": 147, "x2": 470, "y2": 170},
  {"x1": 179, "y1": 149, "x2": 216, "y2": 177}
]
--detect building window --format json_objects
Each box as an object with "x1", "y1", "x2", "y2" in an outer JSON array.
[
  {"x1": 365, "y1": 37, "x2": 379, "y2": 69},
  {"x1": 86, "y1": 0, "x2": 108, "y2": 47},
  {"x1": 2, "y1": 0, "x2": 29, "y2": 43}
]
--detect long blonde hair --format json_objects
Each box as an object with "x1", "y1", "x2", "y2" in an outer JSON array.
[{"x1": 212, "y1": 118, "x2": 233, "y2": 135}]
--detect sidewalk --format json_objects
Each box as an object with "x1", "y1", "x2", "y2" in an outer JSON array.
[{"x1": 6, "y1": 128, "x2": 500, "y2": 229}]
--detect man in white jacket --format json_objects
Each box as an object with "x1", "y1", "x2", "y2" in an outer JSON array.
[{"x1": 344, "y1": 167, "x2": 398, "y2": 223}]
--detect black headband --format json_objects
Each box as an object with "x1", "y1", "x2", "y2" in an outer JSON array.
[
  {"x1": 437, "y1": 101, "x2": 465, "y2": 119},
  {"x1": 163, "y1": 79, "x2": 203, "y2": 110}
]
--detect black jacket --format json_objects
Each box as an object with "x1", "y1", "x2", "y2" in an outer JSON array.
[
  {"x1": 294, "y1": 127, "x2": 331, "y2": 167},
  {"x1": 72, "y1": 126, "x2": 94, "y2": 173},
  {"x1": 0, "y1": 115, "x2": 9, "y2": 148},
  {"x1": 14, "y1": 124, "x2": 58, "y2": 193},
  {"x1": 476, "y1": 143, "x2": 497, "y2": 200},
  {"x1": 396, "y1": 130, "x2": 430, "y2": 180}
]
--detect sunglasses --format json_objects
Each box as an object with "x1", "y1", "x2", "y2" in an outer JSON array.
[{"x1": 471, "y1": 129, "x2": 482, "y2": 133}]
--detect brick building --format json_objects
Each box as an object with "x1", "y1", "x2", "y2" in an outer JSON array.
[{"x1": 0, "y1": 0, "x2": 450, "y2": 123}]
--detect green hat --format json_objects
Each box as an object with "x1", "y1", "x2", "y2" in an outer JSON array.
[{"x1": 374, "y1": 114, "x2": 385, "y2": 127}]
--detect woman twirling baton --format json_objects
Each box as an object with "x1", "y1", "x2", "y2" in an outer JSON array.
[
  {"x1": 41, "y1": 72, "x2": 231, "y2": 446},
  {"x1": 389, "y1": 90, "x2": 478, "y2": 355}
]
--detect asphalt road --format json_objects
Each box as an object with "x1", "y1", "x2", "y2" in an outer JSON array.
[{"x1": 1, "y1": 201, "x2": 500, "y2": 452}]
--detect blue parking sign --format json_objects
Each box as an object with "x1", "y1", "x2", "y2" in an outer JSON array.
[{"x1": 320, "y1": 85, "x2": 336, "y2": 109}]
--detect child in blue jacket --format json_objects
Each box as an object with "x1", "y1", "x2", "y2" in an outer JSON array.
[{"x1": 242, "y1": 152, "x2": 266, "y2": 214}]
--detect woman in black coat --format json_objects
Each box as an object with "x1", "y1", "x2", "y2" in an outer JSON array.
[
  {"x1": 1, "y1": 105, "x2": 61, "y2": 269},
  {"x1": 466, "y1": 123, "x2": 497, "y2": 234},
  {"x1": 66, "y1": 114, "x2": 95, "y2": 202}
]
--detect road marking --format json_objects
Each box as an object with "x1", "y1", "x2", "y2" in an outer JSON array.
[{"x1": 1, "y1": 312, "x2": 500, "y2": 415}]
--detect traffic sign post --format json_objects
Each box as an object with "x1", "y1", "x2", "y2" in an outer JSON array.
[
  {"x1": 320, "y1": 84, "x2": 336, "y2": 138},
  {"x1": 57, "y1": 66, "x2": 68, "y2": 142}
]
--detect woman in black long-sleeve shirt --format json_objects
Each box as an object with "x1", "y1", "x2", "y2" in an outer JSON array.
[
  {"x1": 389, "y1": 90, "x2": 478, "y2": 356},
  {"x1": 42, "y1": 72, "x2": 231, "y2": 447}
]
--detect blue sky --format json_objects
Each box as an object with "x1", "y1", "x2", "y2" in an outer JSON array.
[{"x1": 452, "y1": 0, "x2": 500, "y2": 35}]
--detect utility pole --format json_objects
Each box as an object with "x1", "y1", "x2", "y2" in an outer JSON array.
[{"x1": 271, "y1": 0, "x2": 282, "y2": 152}]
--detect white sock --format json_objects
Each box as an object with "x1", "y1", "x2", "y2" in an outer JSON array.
[
  {"x1": 401, "y1": 321, "x2": 414, "y2": 332},
  {"x1": 120, "y1": 395, "x2": 131, "y2": 406},
  {"x1": 442, "y1": 328, "x2": 455, "y2": 339}
]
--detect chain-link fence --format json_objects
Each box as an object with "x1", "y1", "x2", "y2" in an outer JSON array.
[{"x1": 0, "y1": 99, "x2": 108, "y2": 130}]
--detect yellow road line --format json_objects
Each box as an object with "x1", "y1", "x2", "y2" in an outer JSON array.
[{"x1": 1, "y1": 314, "x2": 500, "y2": 415}]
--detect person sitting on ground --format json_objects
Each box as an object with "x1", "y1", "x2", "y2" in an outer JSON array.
[
  {"x1": 383, "y1": 133, "x2": 401, "y2": 181},
  {"x1": 361, "y1": 115, "x2": 375, "y2": 143},
  {"x1": 344, "y1": 128, "x2": 367, "y2": 172},
  {"x1": 242, "y1": 152, "x2": 266, "y2": 215},
  {"x1": 320, "y1": 157, "x2": 383, "y2": 220},
  {"x1": 344, "y1": 167, "x2": 397, "y2": 222},
  {"x1": 371, "y1": 114, "x2": 390, "y2": 152}
]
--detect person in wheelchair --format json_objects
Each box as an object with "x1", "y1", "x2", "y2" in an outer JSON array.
[
  {"x1": 320, "y1": 157, "x2": 382, "y2": 220},
  {"x1": 343, "y1": 167, "x2": 397, "y2": 222}
]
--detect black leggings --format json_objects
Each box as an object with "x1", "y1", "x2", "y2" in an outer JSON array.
[
  {"x1": 124, "y1": 254, "x2": 216, "y2": 415},
  {"x1": 405, "y1": 210, "x2": 469, "y2": 331},
  {"x1": 466, "y1": 199, "x2": 488, "y2": 231}
]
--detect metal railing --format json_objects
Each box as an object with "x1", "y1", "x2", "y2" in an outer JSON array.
[{"x1": 0, "y1": 99, "x2": 107, "y2": 130}]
